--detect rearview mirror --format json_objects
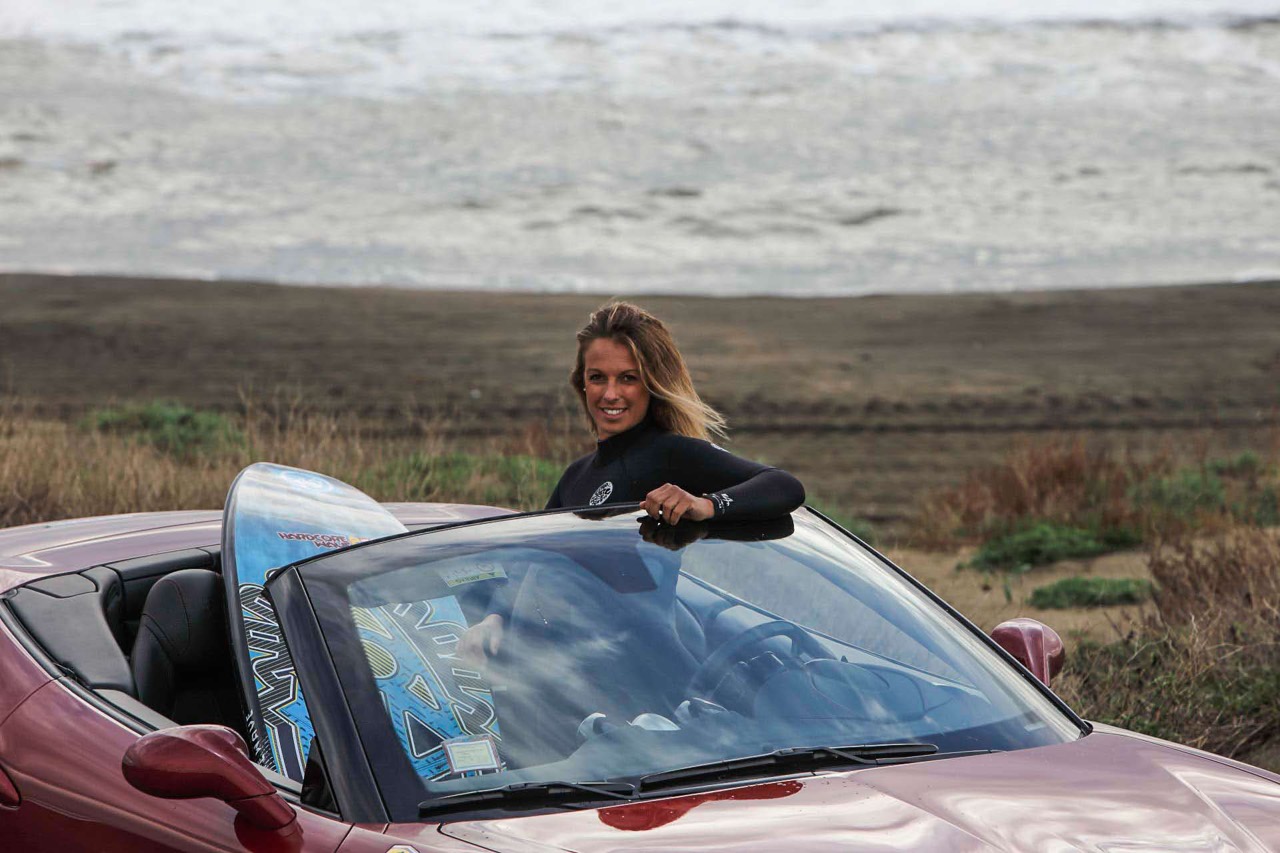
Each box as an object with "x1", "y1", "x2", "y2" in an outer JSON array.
[
  {"x1": 991, "y1": 618, "x2": 1065, "y2": 688},
  {"x1": 122, "y1": 725, "x2": 295, "y2": 830}
]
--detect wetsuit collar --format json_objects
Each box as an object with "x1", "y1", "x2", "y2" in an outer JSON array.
[{"x1": 593, "y1": 413, "x2": 657, "y2": 467}]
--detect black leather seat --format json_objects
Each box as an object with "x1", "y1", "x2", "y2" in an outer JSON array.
[{"x1": 129, "y1": 568, "x2": 244, "y2": 733}]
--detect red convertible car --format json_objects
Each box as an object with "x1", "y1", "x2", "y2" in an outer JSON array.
[{"x1": 2, "y1": 502, "x2": 1279, "y2": 851}]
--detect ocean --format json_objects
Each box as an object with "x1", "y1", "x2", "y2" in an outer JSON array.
[{"x1": 1, "y1": 0, "x2": 1278, "y2": 295}]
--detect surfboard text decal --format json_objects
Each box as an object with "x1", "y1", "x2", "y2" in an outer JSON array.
[{"x1": 276, "y1": 531, "x2": 370, "y2": 549}]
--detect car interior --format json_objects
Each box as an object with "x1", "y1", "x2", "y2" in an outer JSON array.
[
  {"x1": 1, "y1": 537, "x2": 826, "y2": 793},
  {"x1": 0, "y1": 541, "x2": 689, "y2": 815},
  {"x1": 2, "y1": 536, "x2": 368, "y2": 812},
  {"x1": 3, "y1": 545, "x2": 249, "y2": 742}
]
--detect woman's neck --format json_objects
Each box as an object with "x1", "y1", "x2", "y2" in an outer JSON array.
[{"x1": 597, "y1": 412, "x2": 655, "y2": 444}]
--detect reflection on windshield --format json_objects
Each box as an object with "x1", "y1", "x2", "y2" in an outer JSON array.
[
  {"x1": 352, "y1": 598, "x2": 503, "y2": 779},
  {"x1": 307, "y1": 510, "x2": 1079, "y2": 806}
]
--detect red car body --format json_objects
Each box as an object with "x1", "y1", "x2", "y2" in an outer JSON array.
[{"x1": 2, "y1": 508, "x2": 1279, "y2": 852}]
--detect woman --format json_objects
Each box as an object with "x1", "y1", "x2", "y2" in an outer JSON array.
[
  {"x1": 462, "y1": 302, "x2": 804, "y2": 661},
  {"x1": 546, "y1": 301, "x2": 805, "y2": 523}
]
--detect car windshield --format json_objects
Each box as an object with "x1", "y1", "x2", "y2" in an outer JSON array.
[{"x1": 289, "y1": 507, "x2": 1080, "y2": 814}]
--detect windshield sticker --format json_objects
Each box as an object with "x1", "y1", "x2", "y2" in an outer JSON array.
[
  {"x1": 443, "y1": 735, "x2": 501, "y2": 774},
  {"x1": 440, "y1": 562, "x2": 508, "y2": 588}
]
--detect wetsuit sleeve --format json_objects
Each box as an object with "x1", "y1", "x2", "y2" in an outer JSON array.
[
  {"x1": 544, "y1": 453, "x2": 589, "y2": 510},
  {"x1": 663, "y1": 437, "x2": 805, "y2": 520},
  {"x1": 545, "y1": 474, "x2": 565, "y2": 510}
]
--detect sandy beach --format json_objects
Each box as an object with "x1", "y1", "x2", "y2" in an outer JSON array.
[{"x1": 4, "y1": 273, "x2": 1278, "y2": 533}]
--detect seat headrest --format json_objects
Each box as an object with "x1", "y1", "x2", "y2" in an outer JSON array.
[{"x1": 133, "y1": 569, "x2": 225, "y2": 672}]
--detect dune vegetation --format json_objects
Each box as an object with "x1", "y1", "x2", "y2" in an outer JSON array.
[
  {"x1": 920, "y1": 438, "x2": 1280, "y2": 770},
  {"x1": 0, "y1": 398, "x2": 579, "y2": 528},
  {"x1": 2, "y1": 400, "x2": 1278, "y2": 770}
]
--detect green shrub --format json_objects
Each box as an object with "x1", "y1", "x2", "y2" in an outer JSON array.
[
  {"x1": 376, "y1": 452, "x2": 562, "y2": 510},
  {"x1": 1208, "y1": 451, "x2": 1263, "y2": 478},
  {"x1": 1132, "y1": 469, "x2": 1227, "y2": 522},
  {"x1": 1134, "y1": 462, "x2": 1280, "y2": 528},
  {"x1": 84, "y1": 401, "x2": 242, "y2": 459},
  {"x1": 1242, "y1": 486, "x2": 1280, "y2": 527},
  {"x1": 1029, "y1": 576, "x2": 1153, "y2": 609},
  {"x1": 965, "y1": 521, "x2": 1119, "y2": 571}
]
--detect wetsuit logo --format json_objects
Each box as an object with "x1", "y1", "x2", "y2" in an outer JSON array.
[{"x1": 589, "y1": 481, "x2": 614, "y2": 506}]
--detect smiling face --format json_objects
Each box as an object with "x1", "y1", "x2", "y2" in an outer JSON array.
[{"x1": 582, "y1": 337, "x2": 651, "y2": 438}]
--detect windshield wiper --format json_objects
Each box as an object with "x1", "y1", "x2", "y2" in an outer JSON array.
[
  {"x1": 637, "y1": 742, "x2": 939, "y2": 793},
  {"x1": 419, "y1": 744, "x2": 945, "y2": 817},
  {"x1": 419, "y1": 779, "x2": 638, "y2": 819}
]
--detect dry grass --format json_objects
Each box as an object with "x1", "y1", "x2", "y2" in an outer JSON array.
[
  {"x1": 0, "y1": 399, "x2": 586, "y2": 528},
  {"x1": 917, "y1": 436, "x2": 1280, "y2": 550},
  {"x1": 1148, "y1": 527, "x2": 1280, "y2": 630},
  {"x1": 913, "y1": 438, "x2": 1156, "y2": 548},
  {"x1": 914, "y1": 435, "x2": 1280, "y2": 770},
  {"x1": 0, "y1": 416, "x2": 208, "y2": 526},
  {"x1": 1056, "y1": 526, "x2": 1280, "y2": 766}
]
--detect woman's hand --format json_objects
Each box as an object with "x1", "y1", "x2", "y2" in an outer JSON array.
[
  {"x1": 642, "y1": 483, "x2": 715, "y2": 524},
  {"x1": 459, "y1": 613, "x2": 505, "y2": 665},
  {"x1": 638, "y1": 515, "x2": 709, "y2": 550}
]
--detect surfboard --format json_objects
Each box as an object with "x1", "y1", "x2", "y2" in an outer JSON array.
[
  {"x1": 222, "y1": 463, "x2": 410, "y2": 780},
  {"x1": 223, "y1": 462, "x2": 504, "y2": 783},
  {"x1": 351, "y1": 597, "x2": 504, "y2": 780}
]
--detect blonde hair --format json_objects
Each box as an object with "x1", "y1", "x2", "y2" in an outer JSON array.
[{"x1": 571, "y1": 302, "x2": 727, "y2": 441}]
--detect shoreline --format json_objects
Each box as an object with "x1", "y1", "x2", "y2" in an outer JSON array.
[
  {"x1": 6, "y1": 269, "x2": 1277, "y2": 302},
  {"x1": 7, "y1": 29, "x2": 1279, "y2": 302},
  {"x1": 5, "y1": 272, "x2": 1279, "y2": 529},
  {"x1": 8, "y1": 267, "x2": 1280, "y2": 302}
]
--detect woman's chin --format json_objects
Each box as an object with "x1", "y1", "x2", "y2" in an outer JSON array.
[{"x1": 595, "y1": 415, "x2": 638, "y2": 437}]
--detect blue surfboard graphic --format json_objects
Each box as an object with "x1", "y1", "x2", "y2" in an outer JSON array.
[
  {"x1": 353, "y1": 597, "x2": 503, "y2": 779},
  {"x1": 222, "y1": 463, "x2": 502, "y2": 782},
  {"x1": 222, "y1": 463, "x2": 409, "y2": 780}
]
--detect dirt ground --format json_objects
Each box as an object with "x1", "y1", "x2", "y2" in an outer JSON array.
[
  {"x1": 7, "y1": 273, "x2": 1272, "y2": 638},
  {"x1": 4, "y1": 273, "x2": 1278, "y2": 535},
  {"x1": 881, "y1": 545, "x2": 1154, "y2": 642}
]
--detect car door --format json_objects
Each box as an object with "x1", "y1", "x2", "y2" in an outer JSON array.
[{"x1": 0, "y1": 621, "x2": 352, "y2": 852}]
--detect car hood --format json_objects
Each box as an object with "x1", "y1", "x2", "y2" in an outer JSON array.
[{"x1": 438, "y1": 729, "x2": 1280, "y2": 852}]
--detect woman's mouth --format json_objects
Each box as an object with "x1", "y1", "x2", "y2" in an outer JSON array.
[{"x1": 600, "y1": 407, "x2": 626, "y2": 417}]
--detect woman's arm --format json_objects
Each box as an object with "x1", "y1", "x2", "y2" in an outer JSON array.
[
  {"x1": 702, "y1": 467, "x2": 805, "y2": 519},
  {"x1": 656, "y1": 436, "x2": 805, "y2": 521}
]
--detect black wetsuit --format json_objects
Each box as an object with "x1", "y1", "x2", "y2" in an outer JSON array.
[
  {"x1": 475, "y1": 417, "x2": 803, "y2": 624},
  {"x1": 545, "y1": 416, "x2": 805, "y2": 518},
  {"x1": 482, "y1": 418, "x2": 804, "y2": 754}
]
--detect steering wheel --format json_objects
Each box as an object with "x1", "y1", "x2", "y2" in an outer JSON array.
[{"x1": 686, "y1": 619, "x2": 831, "y2": 703}]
